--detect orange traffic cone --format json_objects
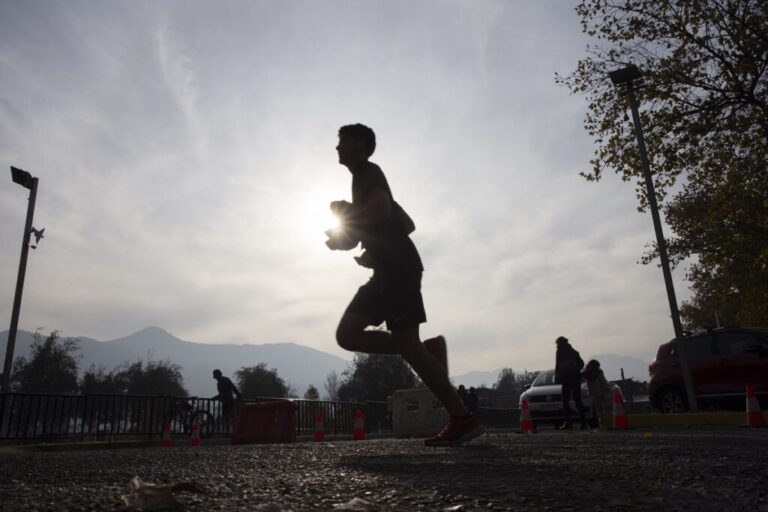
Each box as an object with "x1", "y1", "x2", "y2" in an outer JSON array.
[
  {"x1": 519, "y1": 398, "x2": 535, "y2": 434},
  {"x1": 189, "y1": 421, "x2": 201, "y2": 447},
  {"x1": 352, "y1": 409, "x2": 365, "y2": 440},
  {"x1": 161, "y1": 422, "x2": 172, "y2": 447},
  {"x1": 314, "y1": 412, "x2": 325, "y2": 442},
  {"x1": 612, "y1": 389, "x2": 628, "y2": 430},
  {"x1": 746, "y1": 385, "x2": 766, "y2": 427}
]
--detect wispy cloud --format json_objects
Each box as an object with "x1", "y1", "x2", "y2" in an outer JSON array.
[{"x1": 0, "y1": 1, "x2": 689, "y2": 377}]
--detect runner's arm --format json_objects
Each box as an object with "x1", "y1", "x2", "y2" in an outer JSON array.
[
  {"x1": 398, "y1": 205, "x2": 415, "y2": 235},
  {"x1": 333, "y1": 189, "x2": 392, "y2": 226}
]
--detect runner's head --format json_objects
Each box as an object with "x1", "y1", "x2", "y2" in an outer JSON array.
[
  {"x1": 212, "y1": 369, "x2": 222, "y2": 380},
  {"x1": 337, "y1": 124, "x2": 376, "y2": 166}
]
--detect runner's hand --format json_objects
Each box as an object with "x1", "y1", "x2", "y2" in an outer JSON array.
[{"x1": 330, "y1": 200, "x2": 352, "y2": 217}]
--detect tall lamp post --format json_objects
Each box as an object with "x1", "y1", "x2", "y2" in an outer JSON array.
[
  {"x1": 608, "y1": 65, "x2": 697, "y2": 412},
  {"x1": 2, "y1": 166, "x2": 39, "y2": 393}
]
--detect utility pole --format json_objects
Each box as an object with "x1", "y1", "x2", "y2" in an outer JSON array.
[
  {"x1": 2, "y1": 167, "x2": 39, "y2": 393},
  {"x1": 608, "y1": 65, "x2": 697, "y2": 412}
]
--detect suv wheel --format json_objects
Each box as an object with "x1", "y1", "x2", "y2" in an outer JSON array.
[{"x1": 657, "y1": 388, "x2": 687, "y2": 413}]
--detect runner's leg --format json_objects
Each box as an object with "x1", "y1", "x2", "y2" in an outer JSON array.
[
  {"x1": 336, "y1": 311, "x2": 400, "y2": 354},
  {"x1": 392, "y1": 326, "x2": 464, "y2": 417}
]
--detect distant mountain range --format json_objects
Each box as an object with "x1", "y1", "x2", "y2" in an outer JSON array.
[
  {"x1": 0, "y1": 327, "x2": 650, "y2": 396},
  {"x1": 0, "y1": 327, "x2": 350, "y2": 397}
]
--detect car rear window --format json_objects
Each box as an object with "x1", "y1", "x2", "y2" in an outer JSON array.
[{"x1": 532, "y1": 370, "x2": 556, "y2": 386}]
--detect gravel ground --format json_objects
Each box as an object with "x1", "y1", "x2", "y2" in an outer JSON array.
[{"x1": 1, "y1": 427, "x2": 766, "y2": 511}]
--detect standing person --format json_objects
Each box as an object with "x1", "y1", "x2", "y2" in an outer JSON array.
[
  {"x1": 327, "y1": 123, "x2": 484, "y2": 446},
  {"x1": 457, "y1": 385, "x2": 468, "y2": 407},
  {"x1": 582, "y1": 359, "x2": 612, "y2": 427},
  {"x1": 212, "y1": 369, "x2": 242, "y2": 430},
  {"x1": 554, "y1": 336, "x2": 586, "y2": 430},
  {"x1": 467, "y1": 387, "x2": 480, "y2": 415}
]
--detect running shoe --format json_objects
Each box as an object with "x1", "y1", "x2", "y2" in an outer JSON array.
[{"x1": 424, "y1": 414, "x2": 484, "y2": 447}]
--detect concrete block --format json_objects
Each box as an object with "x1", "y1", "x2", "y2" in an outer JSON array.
[{"x1": 390, "y1": 388, "x2": 448, "y2": 438}]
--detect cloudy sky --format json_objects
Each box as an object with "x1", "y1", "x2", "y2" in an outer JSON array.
[{"x1": 0, "y1": 0, "x2": 691, "y2": 376}]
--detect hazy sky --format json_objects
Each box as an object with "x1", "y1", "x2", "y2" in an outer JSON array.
[{"x1": 0, "y1": 0, "x2": 691, "y2": 376}]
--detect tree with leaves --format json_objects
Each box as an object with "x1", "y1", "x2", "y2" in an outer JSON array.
[
  {"x1": 235, "y1": 363, "x2": 290, "y2": 398},
  {"x1": 337, "y1": 353, "x2": 417, "y2": 402},
  {"x1": 494, "y1": 368, "x2": 539, "y2": 405},
  {"x1": 558, "y1": 0, "x2": 768, "y2": 328},
  {"x1": 112, "y1": 359, "x2": 188, "y2": 396},
  {"x1": 303, "y1": 384, "x2": 320, "y2": 400},
  {"x1": 11, "y1": 330, "x2": 80, "y2": 394},
  {"x1": 80, "y1": 364, "x2": 122, "y2": 394}
]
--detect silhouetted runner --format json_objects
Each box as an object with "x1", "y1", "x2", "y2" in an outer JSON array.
[
  {"x1": 554, "y1": 336, "x2": 586, "y2": 429},
  {"x1": 212, "y1": 369, "x2": 242, "y2": 428},
  {"x1": 327, "y1": 123, "x2": 484, "y2": 446}
]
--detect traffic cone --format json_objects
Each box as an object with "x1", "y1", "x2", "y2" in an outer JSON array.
[
  {"x1": 519, "y1": 398, "x2": 535, "y2": 434},
  {"x1": 746, "y1": 385, "x2": 766, "y2": 427},
  {"x1": 189, "y1": 421, "x2": 201, "y2": 447},
  {"x1": 161, "y1": 422, "x2": 171, "y2": 447},
  {"x1": 612, "y1": 389, "x2": 628, "y2": 430},
  {"x1": 314, "y1": 412, "x2": 325, "y2": 442},
  {"x1": 352, "y1": 409, "x2": 365, "y2": 440}
]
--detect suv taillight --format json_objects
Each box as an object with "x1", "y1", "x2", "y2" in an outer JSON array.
[{"x1": 649, "y1": 362, "x2": 657, "y2": 376}]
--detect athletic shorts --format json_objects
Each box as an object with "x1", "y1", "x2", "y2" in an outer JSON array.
[{"x1": 345, "y1": 270, "x2": 427, "y2": 331}]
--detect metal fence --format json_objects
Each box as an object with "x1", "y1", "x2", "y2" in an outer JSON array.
[{"x1": 0, "y1": 393, "x2": 390, "y2": 442}]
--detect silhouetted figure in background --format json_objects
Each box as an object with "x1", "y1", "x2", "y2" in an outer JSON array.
[
  {"x1": 467, "y1": 387, "x2": 479, "y2": 414},
  {"x1": 212, "y1": 369, "x2": 242, "y2": 429},
  {"x1": 329, "y1": 123, "x2": 484, "y2": 446},
  {"x1": 554, "y1": 336, "x2": 586, "y2": 430},
  {"x1": 582, "y1": 359, "x2": 612, "y2": 427},
  {"x1": 457, "y1": 385, "x2": 468, "y2": 407}
]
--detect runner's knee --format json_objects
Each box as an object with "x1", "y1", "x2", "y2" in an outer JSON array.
[{"x1": 336, "y1": 315, "x2": 365, "y2": 351}]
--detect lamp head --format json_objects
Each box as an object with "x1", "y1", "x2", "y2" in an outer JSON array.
[
  {"x1": 10, "y1": 166, "x2": 35, "y2": 189},
  {"x1": 609, "y1": 64, "x2": 642, "y2": 86}
]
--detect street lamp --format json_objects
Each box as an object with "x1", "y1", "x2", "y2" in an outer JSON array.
[
  {"x1": 2, "y1": 166, "x2": 39, "y2": 393},
  {"x1": 609, "y1": 65, "x2": 698, "y2": 412}
]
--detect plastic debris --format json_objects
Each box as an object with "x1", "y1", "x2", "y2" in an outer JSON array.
[{"x1": 121, "y1": 476, "x2": 204, "y2": 511}]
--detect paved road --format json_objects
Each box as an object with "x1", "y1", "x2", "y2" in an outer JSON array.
[{"x1": 1, "y1": 427, "x2": 766, "y2": 511}]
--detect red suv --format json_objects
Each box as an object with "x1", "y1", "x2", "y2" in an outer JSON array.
[{"x1": 649, "y1": 327, "x2": 768, "y2": 412}]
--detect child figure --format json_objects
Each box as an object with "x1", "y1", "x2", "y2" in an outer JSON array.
[{"x1": 582, "y1": 359, "x2": 612, "y2": 427}]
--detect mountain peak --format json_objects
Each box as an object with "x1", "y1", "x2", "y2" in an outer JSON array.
[
  {"x1": 105, "y1": 326, "x2": 185, "y2": 347},
  {"x1": 135, "y1": 326, "x2": 173, "y2": 337}
]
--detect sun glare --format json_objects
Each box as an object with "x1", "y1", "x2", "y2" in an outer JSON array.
[{"x1": 298, "y1": 183, "x2": 345, "y2": 246}]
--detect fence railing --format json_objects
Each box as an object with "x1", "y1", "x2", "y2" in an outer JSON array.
[{"x1": 0, "y1": 393, "x2": 390, "y2": 442}]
